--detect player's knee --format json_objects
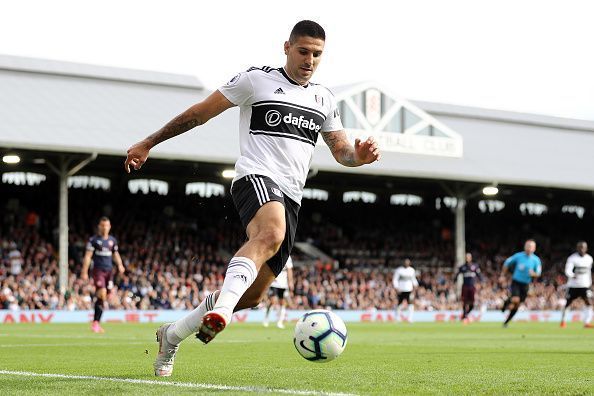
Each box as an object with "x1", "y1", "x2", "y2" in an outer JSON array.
[
  {"x1": 256, "y1": 227, "x2": 285, "y2": 254},
  {"x1": 97, "y1": 288, "x2": 107, "y2": 300}
]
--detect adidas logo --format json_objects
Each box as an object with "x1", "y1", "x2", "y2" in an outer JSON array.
[
  {"x1": 234, "y1": 274, "x2": 248, "y2": 284},
  {"x1": 274, "y1": 87, "x2": 285, "y2": 94}
]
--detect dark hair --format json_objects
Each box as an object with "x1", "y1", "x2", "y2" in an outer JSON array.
[
  {"x1": 98, "y1": 216, "x2": 110, "y2": 223},
  {"x1": 289, "y1": 20, "x2": 325, "y2": 43}
]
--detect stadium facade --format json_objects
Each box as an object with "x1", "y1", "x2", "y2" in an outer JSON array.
[{"x1": 1, "y1": 54, "x2": 593, "y2": 291}]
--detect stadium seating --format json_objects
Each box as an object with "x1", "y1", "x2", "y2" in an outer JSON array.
[{"x1": 0, "y1": 190, "x2": 585, "y2": 311}]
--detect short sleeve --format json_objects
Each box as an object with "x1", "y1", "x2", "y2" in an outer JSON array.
[
  {"x1": 112, "y1": 238, "x2": 119, "y2": 253},
  {"x1": 285, "y1": 256, "x2": 293, "y2": 269},
  {"x1": 86, "y1": 238, "x2": 95, "y2": 252},
  {"x1": 321, "y1": 92, "x2": 343, "y2": 132},
  {"x1": 218, "y1": 72, "x2": 254, "y2": 106},
  {"x1": 564, "y1": 257, "x2": 574, "y2": 277},
  {"x1": 535, "y1": 257, "x2": 542, "y2": 275},
  {"x1": 504, "y1": 253, "x2": 517, "y2": 268}
]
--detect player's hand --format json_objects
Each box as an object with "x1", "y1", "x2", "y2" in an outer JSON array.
[
  {"x1": 81, "y1": 272, "x2": 88, "y2": 281},
  {"x1": 124, "y1": 139, "x2": 152, "y2": 173},
  {"x1": 498, "y1": 275, "x2": 506, "y2": 284},
  {"x1": 354, "y1": 137, "x2": 381, "y2": 164},
  {"x1": 118, "y1": 265, "x2": 125, "y2": 275},
  {"x1": 529, "y1": 270, "x2": 538, "y2": 277}
]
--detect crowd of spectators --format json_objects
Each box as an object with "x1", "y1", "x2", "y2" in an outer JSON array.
[{"x1": 1, "y1": 191, "x2": 590, "y2": 312}]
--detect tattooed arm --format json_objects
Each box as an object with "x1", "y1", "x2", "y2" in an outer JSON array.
[
  {"x1": 124, "y1": 90, "x2": 234, "y2": 173},
  {"x1": 321, "y1": 130, "x2": 381, "y2": 167}
]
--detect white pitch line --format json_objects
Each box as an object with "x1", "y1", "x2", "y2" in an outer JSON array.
[
  {"x1": 0, "y1": 370, "x2": 356, "y2": 396},
  {"x1": 0, "y1": 334, "x2": 255, "y2": 345},
  {"x1": 0, "y1": 334, "x2": 252, "y2": 343},
  {"x1": 0, "y1": 334, "x2": 146, "y2": 340},
  {"x1": 0, "y1": 342, "x2": 147, "y2": 348}
]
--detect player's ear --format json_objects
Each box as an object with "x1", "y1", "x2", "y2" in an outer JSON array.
[{"x1": 284, "y1": 41, "x2": 290, "y2": 55}]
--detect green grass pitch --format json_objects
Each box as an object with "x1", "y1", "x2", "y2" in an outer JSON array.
[{"x1": 0, "y1": 321, "x2": 593, "y2": 395}]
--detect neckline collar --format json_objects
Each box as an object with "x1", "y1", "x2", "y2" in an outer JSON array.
[{"x1": 279, "y1": 67, "x2": 309, "y2": 88}]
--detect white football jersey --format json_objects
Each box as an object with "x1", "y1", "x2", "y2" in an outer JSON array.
[
  {"x1": 565, "y1": 252, "x2": 593, "y2": 288},
  {"x1": 219, "y1": 67, "x2": 343, "y2": 204},
  {"x1": 271, "y1": 256, "x2": 294, "y2": 290},
  {"x1": 393, "y1": 266, "x2": 418, "y2": 292}
]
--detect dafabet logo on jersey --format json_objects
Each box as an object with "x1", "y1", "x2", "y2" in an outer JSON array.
[
  {"x1": 251, "y1": 100, "x2": 325, "y2": 146},
  {"x1": 265, "y1": 110, "x2": 321, "y2": 132}
]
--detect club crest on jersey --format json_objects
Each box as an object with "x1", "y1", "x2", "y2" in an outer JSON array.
[{"x1": 314, "y1": 95, "x2": 324, "y2": 106}]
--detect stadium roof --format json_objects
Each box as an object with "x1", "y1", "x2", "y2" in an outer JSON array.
[{"x1": 1, "y1": 54, "x2": 594, "y2": 191}]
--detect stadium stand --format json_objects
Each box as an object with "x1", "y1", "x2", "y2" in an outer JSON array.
[{"x1": 1, "y1": 189, "x2": 587, "y2": 312}]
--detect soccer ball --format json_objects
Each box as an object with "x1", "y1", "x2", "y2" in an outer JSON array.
[{"x1": 293, "y1": 309, "x2": 348, "y2": 362}]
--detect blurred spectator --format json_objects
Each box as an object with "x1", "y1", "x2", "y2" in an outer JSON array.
[{"x1": 0, "y1": 191, "x2": 588, "y2": 312}]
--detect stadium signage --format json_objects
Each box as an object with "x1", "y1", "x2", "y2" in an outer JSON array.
[
  {"x1": 341, "y1": 129, "x2": 463, "y2": 158},
  {"x1": 2, "y1": 312, "x2": 55, "y2": 323},
  {"x1": 0, "y1": 310, "x2": 585, "y2": 324},
  {"x1": 331, "y1": 85, "x2": 464, "y2": 158}
]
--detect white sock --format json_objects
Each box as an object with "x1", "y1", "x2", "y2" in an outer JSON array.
[
  {"x1": 408, "y1": 305, "x2": 415, "y2": 321},
  {"x1": 213, "y1": 257, "x2": 258, "y2": 322},
  {"x1": 167, "y1": 291, "x2": 218, "y2": 345},
  {"x1": 278, "y1": 306, "x2": 286, "y2": 323},
  {"x1": 584, "y1": 306, "x2": 593, "y2": 324}
]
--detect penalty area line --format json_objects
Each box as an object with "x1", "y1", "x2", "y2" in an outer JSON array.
[{"x1": 0, "y1": 370, "x2": 356, "y2": 396}]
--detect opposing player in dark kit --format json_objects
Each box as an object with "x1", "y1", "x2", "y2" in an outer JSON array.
[
  {"x1": 454, "y1": 253, "x2": 483, "y2": 324},
  {"x1": 81, "y1": 217, "x2": 125, "y2": 333}
]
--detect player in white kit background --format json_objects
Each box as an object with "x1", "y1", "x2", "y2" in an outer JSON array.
[
  {"x1": 560, "y1": 241, "x2": 593, "y2": 328},
  {"x1": 124, "y1": 20, "x2": 381, "y2": 376},
  {"x1": 263, "y1": 256, "x2": 294, "y2": 329},
  {"x1": 393, "y1": 259, "x2": 418, "y2": 322}
]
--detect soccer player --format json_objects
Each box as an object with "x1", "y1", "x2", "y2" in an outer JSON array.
[
  {"x1": 393, "y1": 259, "x2": 418, "y2": 323},
  {"x1": 263, "y1": 256, "x2": 294, "y2": 329},
  {"x1": 454, "y1": 253, "x2": 483, "y2": 324},
  {"x1": 499, "y1": 239, "x2": 542, "y2": 327},
  {"x1": 81, "y1": 216, "x2": 125, "y2": 333},
  {"x1": 124, "y1": 20, "x2": 381, "y2": 376},
  {"x1": 560, "y1": 241, "x2": 593, "y2": 328}
]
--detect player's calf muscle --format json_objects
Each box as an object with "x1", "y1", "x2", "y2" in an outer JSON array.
[{"x1": 235, "y1": 266, "x2": 276, "y2": 310}]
